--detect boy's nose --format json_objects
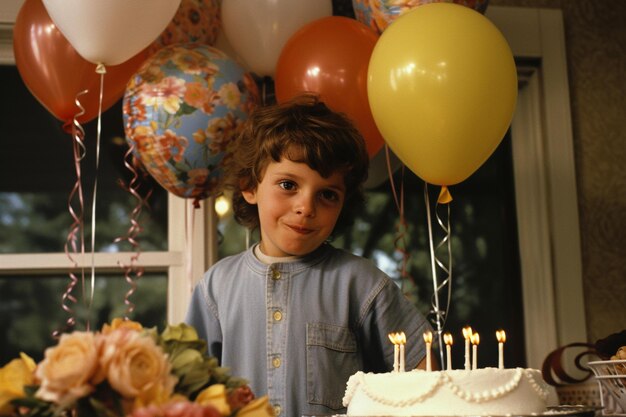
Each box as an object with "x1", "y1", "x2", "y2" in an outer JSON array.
[{"x1": 294, "y1": 195, "x2": 316, "y2": 217}]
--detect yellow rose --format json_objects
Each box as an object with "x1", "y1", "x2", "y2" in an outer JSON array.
[
  {"x1": 0, "y1": 353, "x2": 36, "y2": 415},
  {"x1": 195, "y1": 384, "x2": 230, "y2": 415},
  {"x1": 35, "y1": 332, "x2": 99, "y2": 407},
  {"x1": 100, "y1": 330, "x2": 177, "y2": 408},
  {"x1": 236, "y1": 396, "x2": 275, "y2": 417}
]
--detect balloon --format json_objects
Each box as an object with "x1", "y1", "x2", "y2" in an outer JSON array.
[
  {"x1": 368, "y1": 3, "x2": 517, "y2": 186},
  {"x1": 124, "y1": 44, "x2": 259, "y2": 200},
  {"x1": 275, "y1": 16, "x2": 384, "y2": 158},
  {"x1": 149, "y1": 0, "x2": 221, "y2": 55},
  {"x1": 221, "y1": 0, "x2": 332, "y2": 77},
  {"x1": 13, "y1": 0, "x2": 148, "y2": 125},
  {"x1": 42, "y1": 0, "x2": 181, "y2": 65},
  {"x1": 353, "y1": 0, "x2": 489, "y2": 33},
  {"x1": 364, "y1": 146, "x2": 403, "y2": 190}
]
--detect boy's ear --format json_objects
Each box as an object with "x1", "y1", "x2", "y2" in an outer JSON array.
[{"x1": 241, "y1": 188, "x2": 257, "y2": 204}]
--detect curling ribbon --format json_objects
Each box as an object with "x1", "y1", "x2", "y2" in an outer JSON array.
[
  {"x1": 114, "y1": 150, "x2": 152, "y2": 319},
  {"x1": 384, "y1": 144, "x2": 414, "y2": 290},
  {"x1": 424, "y1": 183, "x2": 453, "y2": 369},
  {"x1": 53, "y1": 91, "x2": 89, "y2": 338}
]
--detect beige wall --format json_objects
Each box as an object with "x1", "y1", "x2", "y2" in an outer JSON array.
[{"x1": 491, "y1": 0, "x2": 626, "y2": 343}]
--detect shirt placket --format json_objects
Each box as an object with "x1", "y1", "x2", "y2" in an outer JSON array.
[{"x1": 266, "y1": 264, "x2": 288, "y2": 416}]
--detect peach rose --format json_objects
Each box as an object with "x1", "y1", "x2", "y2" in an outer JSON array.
[
  {"x1": 35, "y1": 332, "x2": 99, "y2": 407},
  {"x1": 236, "y1": 396, "x2": 275, "y2": 417},
  {"x1": 0, "y1": 353, "x2": 36, "y2": 415},
  {"x1": 101, "y1": 318, "x2": 143, "y2": 335},
  {"x1": 99, "y1": 329, "x2": 177, "y2": 408}
]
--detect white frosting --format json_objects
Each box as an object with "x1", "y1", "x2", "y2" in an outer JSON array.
[{"x1": 342, "y1": 367, "x2": 552, "y2": 416}]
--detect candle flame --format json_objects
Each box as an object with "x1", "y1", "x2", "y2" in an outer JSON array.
[
  {"x1": 443, "y1": 333, "x2": 453, "y2": 345},
  {"x1": 496, "y1": 329, "x2": 506, "y2": 343},
  {"x1": 388, "y1": 332, "x2": 406, "y2": 345},
  {"x1": 462, "y1": 326, "x2": 473, "y2": 339},
  {"x1": 470, "y1": 332, "x2": 480, "y2": 345},
  {"x1": 423, "y1": 331, "x2": 433, "y2": 344}
]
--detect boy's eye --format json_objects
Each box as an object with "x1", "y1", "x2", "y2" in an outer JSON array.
[
  {"x1": 320, "y1": 189, "x2": 340, "y2": 202},
  {"x1": 278, "y1": 180, "x2": 296, "y2": 191}
]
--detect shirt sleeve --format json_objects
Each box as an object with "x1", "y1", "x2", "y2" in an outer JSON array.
[{"x1": 357, "y1": 277, "x2": 432, "y2": 373}]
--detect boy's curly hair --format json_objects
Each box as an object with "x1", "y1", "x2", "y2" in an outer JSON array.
[{"x1": 224, "y1": 93, "x2": 370, "y2": 235}]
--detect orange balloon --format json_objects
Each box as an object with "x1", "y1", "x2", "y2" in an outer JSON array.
[
  {"x1": 13, "y1": 0, "x2": 148, "y2": 125},
  {"x1": 275, "y1": 16, "x2": 383, "y2": 158}
]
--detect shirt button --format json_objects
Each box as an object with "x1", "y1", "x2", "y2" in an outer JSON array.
[
  {"x1": 273, "y1": 310, "x2": 283, "y2": 321},
  {"x1": 271, "y1": 269, "x2": 281, "y2": 280},
  {"x1": 273, "y1": 405, "x2": 282, "y2": 416},
  {"x1": 272, "y1": 357, "x2": 281, "y2": 368}
]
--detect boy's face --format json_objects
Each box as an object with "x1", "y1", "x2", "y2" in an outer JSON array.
[{"x1": 242, "y1": 158, "x2": 346, "y2": 257}]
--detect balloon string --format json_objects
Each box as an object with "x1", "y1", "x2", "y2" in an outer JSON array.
[
  {"x1": 114, "y1": 148, "x2": 152, "y2": 319},
  {"x1": 424, "y1": 182, "x2": 453, "y2": 369},
  {"x1": 184, "y1": 199, "x2": 198, "y2": 294},
  {"x1": 85, "y1": 65, "x2": 106, "y2": 330},
  {"x1": 384, "y1": 144, "x2": 413, "y2": 290},
  {"x1": 53, "y1": 91, "x2": 89, "y2": 338}
]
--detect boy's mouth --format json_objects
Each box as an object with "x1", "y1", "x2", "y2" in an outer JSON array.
[{"x1": 287, "y1": 224, "x2": 314, "y2": 234}]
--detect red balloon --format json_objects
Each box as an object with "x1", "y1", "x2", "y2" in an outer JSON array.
[
  {"x1": 13, "y1": 0, "x2": 148, "y2": 125},
  {"x1": 275, "y1": 16, "x2": 384, "y2": 158}
]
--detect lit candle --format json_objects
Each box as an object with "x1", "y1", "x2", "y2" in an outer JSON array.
[
  {"x1": 388, "y1": 332, "x2": 399, "y2": 372},
  {"x1": 423, "y1": 331, "x2": 433, "y2": 372},
  {"x1": 462, "y1": 326, "x2": 472, "y2": 371},
  {"x1": 443, "y1": 333, "x2": 453, "y2": 371},
  {"x1": 399, "y1": 332, "x2": 406, "y2": 372},
  {"x1": 496, "y1": 329, "x2": 506, "y2": 369},
  {"x1": 471, "y1": 332, "x2": 480, "y2": 370}
]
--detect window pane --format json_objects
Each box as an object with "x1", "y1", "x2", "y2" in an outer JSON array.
[
  {"x1": 0, "y1": 65, "x2": 168, "y2": 254},
  {"x1": 0, "y1": 273, "x2": 167, "y2": 364}
]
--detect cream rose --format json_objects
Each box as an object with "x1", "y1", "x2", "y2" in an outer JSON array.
[
  {"x1": 99, "y1": 329, "x2": 177, "y2": 407},
  {"x1": 35, "y1": 332, "x2": 99, "y2": 407}
]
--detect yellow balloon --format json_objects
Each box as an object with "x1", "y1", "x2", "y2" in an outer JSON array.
[{"x1": 367, "y1": 3, "x2": 517, "y2": 186}]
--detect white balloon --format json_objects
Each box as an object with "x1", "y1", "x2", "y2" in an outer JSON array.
[
  {"x1": 42, "y1": 0, "x2": 181, "y2": 66},
  {"x1": 221, "y1": 0, "x2": 332, "y2": 77}
]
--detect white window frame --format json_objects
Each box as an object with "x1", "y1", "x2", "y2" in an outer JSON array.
[
  {"x1": 486, "y1": 6, "x2": 586, "y2": 368},
  {"x1": 1, "y1": 3, "x2": 586, "y2": 367}
]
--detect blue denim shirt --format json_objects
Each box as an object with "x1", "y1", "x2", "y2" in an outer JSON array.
[{"x1": 185, "y1": 243, "x2": 431, "y2": 417}]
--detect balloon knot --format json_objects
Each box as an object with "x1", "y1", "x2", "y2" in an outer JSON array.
[
  {"x1": 96, "y1": 64, "x2": 107, "y2": 74},
  {"x1": 437, "y1": 186, "x2": 453, "y2": 204}
]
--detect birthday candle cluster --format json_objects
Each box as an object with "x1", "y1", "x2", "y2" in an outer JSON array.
[{"x1": 388, "y1": 327, "x2": 506, "y2": 372}]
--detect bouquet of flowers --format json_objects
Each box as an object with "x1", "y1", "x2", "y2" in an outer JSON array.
[{"x1": 0, "y1": 319, "x2": 274, "y2": 417}]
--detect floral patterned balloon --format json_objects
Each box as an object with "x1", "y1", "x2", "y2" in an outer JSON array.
[
  {"x1": 352, "y1": 0, "x2": 489, "y2": 33},
  {"x1": 149, "y1": 0, "x2": 221, "y2": 55},
  {"x1": 124, "y1": 44, "x2": 259, "y2": 200}
]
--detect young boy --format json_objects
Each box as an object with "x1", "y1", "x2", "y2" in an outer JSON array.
[{"x1": 185, "y1": 94, "x2": 432, "y2": 417}]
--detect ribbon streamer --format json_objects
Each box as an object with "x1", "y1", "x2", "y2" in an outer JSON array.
[
  {"x1": 424, "y1": 183, "x2": 453, "y2": 369},
  {"x1": 384, "y1": 145, "x2": 414, "y2": 291},
  {"x1": 114, "y1": 149, "x2": 152, "y2": 318},
  {"x1": 53, "y1": 91, "x2": 89, "y2": 338}
]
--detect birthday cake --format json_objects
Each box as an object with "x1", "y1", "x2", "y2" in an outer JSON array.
[{"x1": 342, "y1": 367, "x2": 553, "y2": 416}]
